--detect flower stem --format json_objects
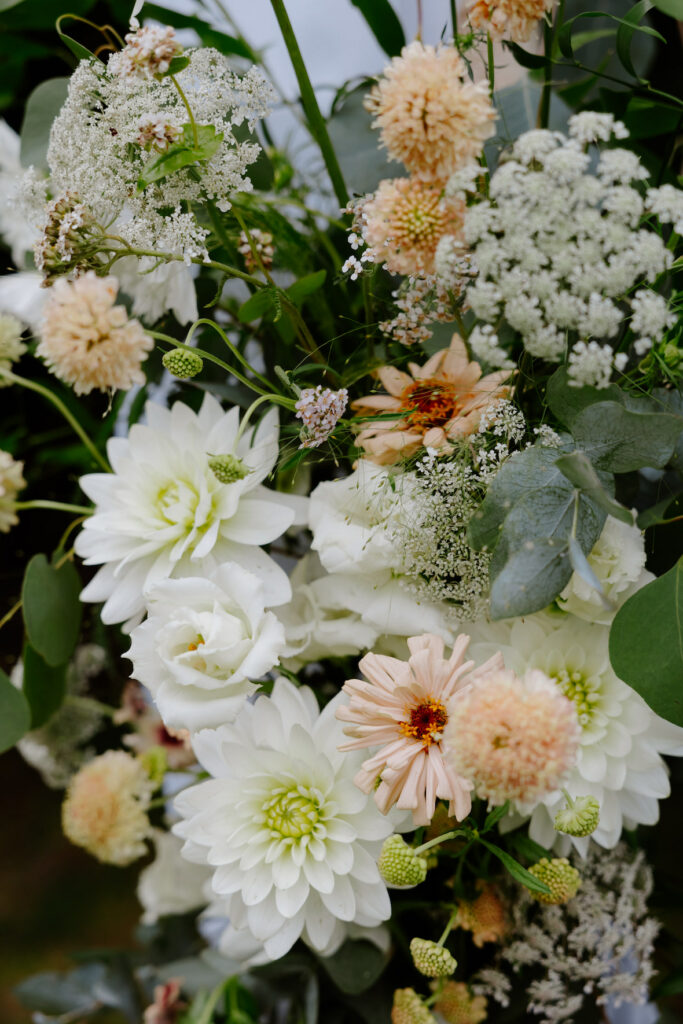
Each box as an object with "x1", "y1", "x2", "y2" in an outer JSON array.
[
  {"x1": 437, "y1": 909, "x2": 459, "y2": 947},
  {"x1": 0, "y1": 370, "x2": 111, "y2": 472},
  {"x1": 170, "y1": 74, "x2": 198, "y2": 146},
  {"x1": 487, "y1": 34, "x2": 495, "y2": 99},
  {"x1": 450, "y1": 0, "x2": 458, "y2": 36},
  {"x1": 414, "y1": 829, "x2": 468, "y2": 855},
  {"x1": 184, "y1": 318, "x2": 274, "y2": 390},
  {"x1": 14, "y1": 500, "x2": 93, "y2": 515},
  {"x1": 64, "y1": 695, "x2": 117, "y2": 718},
  {"x1": 268, "y1": 0, "x2": 349, "y2": 207}
]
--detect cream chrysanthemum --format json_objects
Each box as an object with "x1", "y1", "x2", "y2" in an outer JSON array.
[
  {"x1": 337, "y1": 633, "x2": 504, "y2": 826},
  {"x1": 360, "y1": 178, "x2": 465, "y2": 277},
  {"x1": 467, "y1": 613, "x2": 683, "y2": 852},
  {"x1": 62, "y1": 750, "x2": 154, "y2": 865},
  {"x1": 365, "y1": 42, "x2": 496, "y2": 180},
  {"x1": 467, "y1": 0, "x2": 557, "y2": 42},
  {"x1": 38, "y1": 273, "x2": 153, "y2": 395},
  {"x1": 0, "y1": 313, "x2": 26, "y2": 384},
  {"x1": 0, "y1": 449, "x2": 25, "y2": 533},
  {"x1": 445, "y1": 667, "x2": 580, "y2": 806}
]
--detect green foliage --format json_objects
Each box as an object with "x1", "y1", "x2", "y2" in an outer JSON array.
[
  {"x1": 19, "y1": 76, "x2": 69, "y2": 171},
  {"x1": 286, "y1": 269, "x2": 327, "y2": 305},
  {"x1": 652, "y1": 0, "x2": 683, "y2": 16},
  {"x1": 21, "y1": 553, "x2": 82, "y2": 667},
  {"x1": 554, "y1": 451, "x2": 633, "y2": 524},
  {"x1": 478, "y1": 838, "x2": 552, "y2": 895},
  {"x1": 317, "y1": 939, "x2": 390, "y2": 994},
  {"x1": 137, "y1": 124, "x2": 224, "y2": 191},
  {"x1": 0, "y1": 666, "x2": 30, "y2": 753},
  {"x1": 327, "y1": 84, "x2": 401, "y2": 195},
  {"x1": 570, "y1": 401, "x2": 683, "y2": 473},
  {"x1": 349, "y1": 0, "x2": 405, "y2": 57},
  {"x1": 609, "y1": 558, "x2": 683, "y2": 726},
  {"x1": 22, "y1": 644, "x2": 67, "y2": 729}
]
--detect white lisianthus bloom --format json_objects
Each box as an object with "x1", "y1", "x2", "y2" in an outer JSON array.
[
  {"x1": 75, "y1": 394, "x2": 305, "y2": 627},
  {"x1": 114, "y1": 255, "x2": 198, "y2": 326},
  {"x1": 173, "y1": 679, "x2": 396, "y2": 961},
  {"x1": 127, "y1": 564, "x2": 286, "y2": 732},
  {"x1": 467, "y1": 613, "x2": 683, "y2": 854},
  {"x1": 137, "y1": 829, "x2": 211, "y2": 924},
  {"x1": 557, "y1": 515, "x2": 651, "y2": 624}
]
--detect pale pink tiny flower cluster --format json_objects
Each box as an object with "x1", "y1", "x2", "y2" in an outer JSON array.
[
  {"x1": 467, "y1": 0, "x2": 557, "y2": 43},
  {"x1": 445, "y1": 667, "x2": 580, "y2": 807},
  {"x1": 295, "y1": 385, "x2": 349, "y2": 448},
  {"x1": 136, "y1": 114, "x2": 182, "y2": 151},
  {"x1": 38, "y1": 272, "x2": 153, "y2": 395},
  {"x1": 237, "y1": 229, "x2": 275, "y2": 273},
  {"x1": 337, "y1": 633, "x2": 504, "y2": 826},
  {"x1": 110, "y1": 24, "x2": 182, "y2": 78}
]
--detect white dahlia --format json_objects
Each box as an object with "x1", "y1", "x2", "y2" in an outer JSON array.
[
  {"x1": 127, "y1": 564, "x2": 286, "y2": 732},
  {"x1": 75, "y1": 394, "x2": 304, "y2": 627},
  {"x1": 137, "y1": 830, "x2": 211, "y2": 925},
  {"x1": 466, "y1": 612, "x2": 683, "y2": 854},
  {"x1": 173, "y1": 679, "x2": 396, "y2": 961}
]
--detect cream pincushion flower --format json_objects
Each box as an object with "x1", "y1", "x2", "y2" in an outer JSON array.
[
  {"x1": 0, "y1": 312, "x2": 26, "y2": 383},
  {"x1": 467, "y1": 0, "x2": 557, "y2": 42},
  {"x1": 466, "y1": 613, "x2": 683, "y2": 852},
  {"x1": 360, "y1": 178, "x2": 465, "y2": 277},
  {"x1": 557, "y1": 514, "x2": 651, "y2": 624},
  {"x1": 62, "y1": 750, "x2": 154, "y2": 865},
  {"x1": 127, "y1": 563, "x2": 286, "y2": 733},
  {"x1": 38, "y1": 272, "x2": 153, "y2": 395},
  {"x1": 75, "y1": 394, "x2": 303, "y2": 627},
  {"x1": 173, "y1": 679, "x2": 396, "y2": 961},
  {"x1": 445, "y1": 667, "x2": 580, "y2": 806},
  {"x1": 337, "y1": 634, "x2": 504, "y2": 826},
  {"x1": 366, "y1": 42, "x2": 496, "y2": 180},
  {"x1": 0, "y1": 449, "x2": 25, "y2": 533}
]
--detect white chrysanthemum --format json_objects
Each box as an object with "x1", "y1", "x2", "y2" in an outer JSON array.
[
  {"x1": 173, "y1": 679, "x2": 396, "y2": 961},
  {"x1": 137, "y1": 830, "x2": 211, "y2": 925},
  {"x1": 128, "y1": 563, "x2": 286, "y2": 732},
  {"x1": 75, "y1": 394, "x2": 304, "y2": 627},
  {"x1": 466, "y1": 613, "x2": 683, "y2": 853},
  {"x1": 558, "y1": 515, "x2": 651, "y2": 623}
]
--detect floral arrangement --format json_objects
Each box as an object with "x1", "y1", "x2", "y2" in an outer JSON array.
[{"x1": 2, "y1": 1, "x2": 683, "y2": 1022}]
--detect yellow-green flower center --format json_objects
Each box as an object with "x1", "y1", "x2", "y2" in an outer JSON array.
[
  {"x1": 552, "y1": 667, "x2": 600, "y2": 727},
  {"x1": 157, "y1": 480, "x2": 200, "y2": 527},
  {"x1": 263, "y1": 786, "x2": 322, "y2": 839}
]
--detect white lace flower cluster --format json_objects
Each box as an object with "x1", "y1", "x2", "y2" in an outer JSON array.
[{"x1": 440, "y1": 114, "x2": 679, "y2": 382}]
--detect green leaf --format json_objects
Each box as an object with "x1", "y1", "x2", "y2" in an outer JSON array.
[
  {"x1": 489, "y1": 537, "x2": 572, "y2": 620},
  {"x1": 142, "y1": 4, "x2": 256, "y2": 60},
  {"x1": 0, "y1": 667, "x2": 30, "y2": 753},
  {"x1": 625, "y1": 95, "x2": 682, "y2": 139},
  {"x1": 503, "y1": 41, "x2": 549, "y2": 69},
  {"x1": 0, "y1": 0, "x2": 26, "y2": 11},
  {"x1": 317, "y1": 939, "x2": 389, "y2": 994},
  {"x1": 615, "y1": 0, "x2": 657, "y2": 79},
  {"x1": 286, "y1": 270, "x2": 327, "y2": 305},
  {"x1": 22, "y1": 645, "x2": 67, "y2": 729},
  {"x1": 137, "y1": 126, "x2": 223, "y2": 190},
  {"x1": 327, "y1": 84, "x2": 404, "y2": 195},
  {"x1": 637, "y1": 492, "x2": 683, "y2": 529},
  {"x1": 652, "y1": 0, "x2": 683, "y2": 16},
  {"x1": 609, "y1": 558, "x2": 683, "y2": 726},
  {"x1": 22, "y1": 554, "x2": 82, "y2": 667},
  {"x1": 237, "y1": 288, "x2": 278, "y2": 323},
  {"x1": 349, "y1": 0, "x2": 405, "y2": 57},
  {"x1": 163, "y1": 54, "x2": 191, "y2": 76},
  {"x1": 15, "y1": 965, "x2": 106, "y2": 1016},
  {"x1": 478, "y1": 839, "x2": 551, "y2": 895},
  {"x1": 508, "y1": 832, "x2": 553, "y2": 862},
  {"x1": 19, "y1": 77, "x2": 69, "y2": 171},
  {"x1": 554, "y1": 451, "x2": 632, "y2": 524},
  {"x1": 482, "y1": 801, "x2": 510, "y2": 833},
  {"x1": 571, "y1": 401, "x2": 683, "y2": 473}
]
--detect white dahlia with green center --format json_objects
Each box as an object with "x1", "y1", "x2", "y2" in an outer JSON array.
[
  {"x1": 467, "y1": 612, "x2": 683, "y2": 854},
  {"x1": 75, "y1": 394, "x2": 304, "y2": 627},
  {"x1": 173, "y1": 679, "x2": 396, "y2": 961}
]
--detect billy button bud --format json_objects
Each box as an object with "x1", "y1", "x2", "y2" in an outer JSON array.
[{"x1": 162, "y1": 348, "x2": 203, "y2": 379}]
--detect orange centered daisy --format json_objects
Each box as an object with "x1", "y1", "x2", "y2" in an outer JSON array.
[
  {"x1": 401, "y1": 377, "x2": 462, "y2": 430},
  {"x1": 400, "y1": 699, "x2": 448, "y2": 746}
]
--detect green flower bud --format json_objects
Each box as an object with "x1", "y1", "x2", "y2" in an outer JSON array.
[
  {"x1": 392, "y1": 988, "x2": 437, "y2": 1024},
  {"x1": 378, "y1": 835, "x2": 428, "y2": 888},
  {"x1": 162, "y1": 348, "x2": 203, "y2": 379},
  {"x1": 139, "y1": 745, "x2": 167, "y2": 787},
  {"x1": 554, "y1": 795, "x2": 600, "y2": 837},
  {"x1": 663, "y1": 343, "x2": 682, "y2": 369},
  {"x1": 208, "y1": 453, "x2": 251, "y2": 485},
  {"x1": 409, "y1": 938, "x2": 457, "y2": 978},
  {"x1": 529, "y1": 857, "x2": 581, "y2": 905}
]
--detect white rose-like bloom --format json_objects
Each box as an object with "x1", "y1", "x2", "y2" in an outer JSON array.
[
  {"x1": 75, "y1": 394, "x2": 304, "y2": 627},
  {"x1": 173, "y1": 679, "x2": 395, "y2": 961},
  {"x1": 137, "y1": 829, "x2": 211, "y2": 925},
  {"x1": 127, "y1": 564, "x2": 286, "y2": 732},
  {"x1": 557, "y1": 515, "x2": 651, "y2": 624},
  {"x1": 467, "y1": 614, "x2": 683, "y2": 854}
]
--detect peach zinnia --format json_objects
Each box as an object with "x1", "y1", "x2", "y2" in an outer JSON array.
[
  {"x1": 336, "y1": 633, "x2": 504, "y2": 826},
  {"x1": 467, "y1": 0, "x2": 557, "y2": 43},
  {"x1": 359, "y1": 177, "x2": 465, "y2": 277},
  {"x1": 352, "y1": 334, "x2": 511, "y2": 465},
  {"x1": 366, "y1": 42, "x2": 496, "y2": 180}
]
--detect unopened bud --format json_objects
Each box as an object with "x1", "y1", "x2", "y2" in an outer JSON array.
[
  {"x1": 554, "y1": 794, "x2": 600, "y2": 837},
  {"x1": 410, "y1": 938, "x2": 457, "y2": 978},
  {"x1": 378, "y1": 835, "x2": 428, "y2": 888},
  {"x1": 663, "y1": 343, "x2": 682, "y2": 368},
  {"x1": 162, "y1": 348, "x2": 203, "y2": 379},
  {"x1": 529, "y1": 857, "x2": 580, "y2": 905},
  {"x1": 208, "y1": 453, "x2": 251, "y2": 485}
]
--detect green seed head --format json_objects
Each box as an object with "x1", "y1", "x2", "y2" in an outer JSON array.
[
  {"x1": 529, "y1": 857, "x2": 581, "y2": 905},
  {"x1": 162, "y1": 348, "x2": 204, "y2": 379},
  {"x1": 554, "y1": 795, "x2": 600, "y2": 837},
  {"x1": 378, "y1": 834, "x2": 428, "y2": 888},
  {"x1": 208, "y1": 453, "x2": 251, "y2": 485},
  {"x1": 409, "y1": 938, "x2": 457, "y2": 978}
]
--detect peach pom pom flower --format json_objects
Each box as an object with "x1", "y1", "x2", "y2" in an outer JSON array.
[
  {"x1": 38, "y1": 272, "x2": 153, "y2": 395},
  {"x1": 366, "y1": 42, "x2": 496, "y2": 181},
  {"x1": 336, "y1": 633, "x2": 504, "y2": 826},
  {"x1": 445, "y1": 667, "x2": 581, "y2": 807},
  {"x1": 351, "y1": 334, "x2": 511, "y2": 465},
  {"x1": 467, "y1": 0, "x2": 557, "y2": 43}
]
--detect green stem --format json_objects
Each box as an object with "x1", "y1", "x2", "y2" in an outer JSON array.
[
  {"x1": 414, "y1": 830, "x2": 468, "y2": 855},
  {"x1": 268, "y1": 0, "x2": 349, "y2": 207},
  {"x1": 437, "y1": 909, "x2": 459, "y2": 947},
  {"x1": 183, "y1": 318, "x2": 274, "y2": 390},
  {"x1": 170, "y1": 74, "x2": 198, "y2": 146},
  {"x1": 64, "y1": 694, "x2": 117, "y2": 718},
  {"x1": 237, "y1": 393, "x2": 294, "y2": 443},
  {"x1": 0, "y1": 371, "x2": 111, "y2": 472},
  {"x1": 538, "y1": 19, "x2": 553, "y2": 128},
  {"x1": 104, "y1": 244, "x2": 265, "y2": 290},
  {"x1": 14, "y1": 499, "x2": 93, "y2": 515},
  {"x1": 194, "y1": 979, "x2": 228, "y2": 1024},
  {"x1": 450, "y1": 0, "x2": 458, "y2": 36},
  {"x1": 487, "y1": 34, "x2": 495, "y2": 99}
]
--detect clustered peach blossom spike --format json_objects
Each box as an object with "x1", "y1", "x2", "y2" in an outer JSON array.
[
  {"x1": 467, "y1": 0, "x2": 557, "y2": 43},
  {"x1": 352, "y1": 334, "x2": 512, "y2": 465},
  {"x1": 365, "y1": 42, "x2": 496, "y2": 181},
  {"x1": 38, "y1": 272, "x2": 153, "y2": 395},
  {"x1": 432, "y1": 980, "x2": 489, "y2": 1024},
  {"x1": 336, "y1": 633, "x2": 504, "y2": 826},
  {"x1": 453, "y1": 880, "x2": 507, "y2": 947},
  {"x1": 358, "y1": 178, "x2": 465, "y2": 277},
  {"x1": 445, "y1": 667, "x2": 581, "y2": 806}
]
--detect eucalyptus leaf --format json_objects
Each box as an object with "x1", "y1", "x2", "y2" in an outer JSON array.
[
  {"x1": 637, "y1": 492, "x2": 683, "y2": 529},
  {"x1": 317, "y1": 939, "x2": 389, "y2": 995},
  {"x1": 22, "y1": 554, "x2": 82, "y2": 667},
  {"x1": 609, "y1": 558, "x2": 683, "y2": 726},
  {"x1": 568, "y1": 536, "x2": 606, "y2": 598},
  {"x1": 328, "y1": 85, "x2": 404, "y2": 195},
  {"x1": 546, "y1": 366, "x2": 625, "y2": 428},
  {"x1": 15, "y1": 964, "x2": 107, "y2": 1015},
  {"x1": 22, "y1": 644, "x2": 67, "y2": 730},
  {"x1": 571, "y1": 401, "x2": 683, "y2": 473},
  {"x1": 489, "y1": 538, "x2": 572, "y2": 619},
  {"x1": 478, "y1": 838, "x2": 552, "y2": 895},
  {"x1": 20, "y1": 77, "x2": 69, "y2": 171},
  {"x1": 554, "y1": 450, "x2": 632, "y2": 524},
  {"x1": 0, "y1": 667, "x2": 30, "y2": 754}
]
